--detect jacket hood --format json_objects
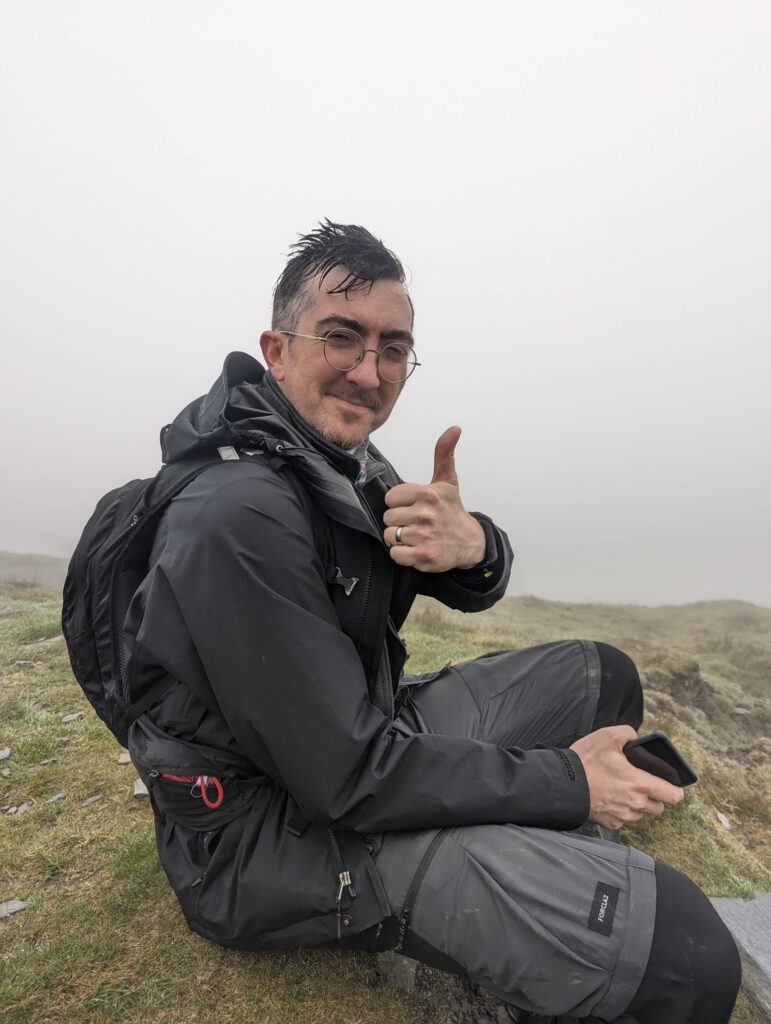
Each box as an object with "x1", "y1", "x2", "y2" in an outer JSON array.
[{"x1": 160, "y1": 351, "x2": 401, "y2": 533}]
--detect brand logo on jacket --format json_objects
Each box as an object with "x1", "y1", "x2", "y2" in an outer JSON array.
[{"x1": 588, "y1": 882, "x2": 620, "y2": 935}]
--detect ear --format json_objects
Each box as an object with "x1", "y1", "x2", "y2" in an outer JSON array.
[{"x1": 260, "y1": 330, "x2": 288, "y2": 382}]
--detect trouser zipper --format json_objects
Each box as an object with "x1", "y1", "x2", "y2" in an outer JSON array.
[
  {"x1": 394, "y1": 828, "x2": 449, "y2": 953},
  {"x1": 327, "y1": 828, "x2": 357, "y2": 939}
]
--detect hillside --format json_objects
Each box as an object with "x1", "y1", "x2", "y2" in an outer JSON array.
[
  {"x1": 0, "y1": 551, "x2": 69, "y2": 590},
  {"x1": 1, "y1": 581, "x2": 768, "y2": 1023}
]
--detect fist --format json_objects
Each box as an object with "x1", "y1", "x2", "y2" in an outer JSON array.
[
  {"x1": 570, "y1": 726, "x2": 685, "y2": 831},
  {"x1": 383, "y1": 426, "x2": 486, "y2": 573}
]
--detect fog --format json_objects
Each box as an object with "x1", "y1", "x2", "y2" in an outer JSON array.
[{"x1": 1, "y1": 1, "x2": 769, "y2": 607}]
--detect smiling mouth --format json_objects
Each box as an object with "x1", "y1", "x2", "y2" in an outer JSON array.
[{"x1": 329, "y1": 393, "x2": 379, "y2": 411}]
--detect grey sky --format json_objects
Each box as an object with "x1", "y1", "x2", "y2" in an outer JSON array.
[{"x1": 1, "y1": 1, "x2": 769, "y2": 606}]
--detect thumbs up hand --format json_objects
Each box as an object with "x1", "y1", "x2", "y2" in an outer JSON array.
[{"x1": 383, "y1": 426, "x2": 487, "y2": 572}]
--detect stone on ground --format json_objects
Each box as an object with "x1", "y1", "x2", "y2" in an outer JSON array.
[
  {"x1": 376, "y1": 952, "x2": 514, "y2": 1022},
  {"x1": 712, "y1": 892, "x2": 771, "y2": 1020},
  {"x1": 0, "y1": 900, "x2": 27, "y2": 919}
]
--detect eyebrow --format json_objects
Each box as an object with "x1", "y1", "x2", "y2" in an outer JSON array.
[{"x1": 315, "y1": 314, "x2": 415, "y2": 347}]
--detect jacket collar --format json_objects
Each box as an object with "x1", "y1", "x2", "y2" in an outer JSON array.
[{"x1": 161, "y1": 351, "x2": 400, "y2": 538}]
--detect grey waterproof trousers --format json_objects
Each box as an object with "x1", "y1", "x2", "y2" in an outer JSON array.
[{"x1": 373, "y1": 640, "x2": 657, "y2": 1020}]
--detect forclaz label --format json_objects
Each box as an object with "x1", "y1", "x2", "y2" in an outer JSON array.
[{"x1": 588, "y1": 882, "x2": 620, "y2": 936}]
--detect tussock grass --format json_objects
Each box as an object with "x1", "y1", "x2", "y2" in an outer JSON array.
[{"x1": 2, "y1": 582, "x2": 769, "y2": 1023}]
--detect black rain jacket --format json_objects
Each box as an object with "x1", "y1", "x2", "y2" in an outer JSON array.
[{"x1": 124, "y1": 352, "x2": 589, "y2": 950}]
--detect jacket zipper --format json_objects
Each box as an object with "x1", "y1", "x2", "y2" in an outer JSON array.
[
  {"x1": 354, "y1": 550, "x2": 374, "y2": 654},
  {"x1": 327, "y1": 828, "x2": 357, "y2": 939},
  {"x1": 394, "y1": 828, "x2": 449, "y2": 953},
  {"x1": 379, "y1": 640, "x2": 394, "y2": 721},
  {"x1": 356, "y1": 488, "x2": 401, "y2": 721}
]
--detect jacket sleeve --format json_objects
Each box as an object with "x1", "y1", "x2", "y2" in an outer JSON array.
[
  {"x1": 132, "y1": 461, "x2": 587, "y2": 834},
  {"x1": 415, "y1": 512, "x2": 513, "y2": 612}
]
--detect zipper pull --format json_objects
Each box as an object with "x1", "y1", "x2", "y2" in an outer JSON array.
[{"x1": 336, "y1": 870, "x2": 355, "y2": 903}]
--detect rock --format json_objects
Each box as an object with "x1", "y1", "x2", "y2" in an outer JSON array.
[
  {"x1": 1, "y1": 805, "x2": 13, "y2": 813},
  {"x1": 376, "y1": 952, "x2": 506, "y2": 1022},
  {"x1": 15, "y1": 802, "x2": 31, "y2": 815},
  {"x1": 61, "y1": 713, "x2": 83, "y2": 724},
  {"x1": 117, "y1": 752, "x2": 132, "y2": 765},
  {"x1": 24, "y1": 635, "x2": 62, "y2": 647},
  {"x1": 6, "y1": 807, "x2": 18, "y2": 815},
  {"x1": 0, "y1": 900, "x2": 27, "y2": 919},
  {"x1": 716, "y1": 811, "x2": 732, "y2": 830},
  {"x1": 39, "y1": 758, "x2": 58, "y2": 766},
  {"x1": 133, "y1": 778, "x2": 149, "y2": 799},
  {"x1": 732, "y1": 706, "x2": 752, "y2": 716},
  {"x1": 46, "y1": 793, "x2": 66, "y2": 805},
  {"x1": 81, "y1": 794, "x2": 102, "y2": 807},
  {"x1": 0, "y1": 748, "x2": 11, "y2": 761},
  {"x1": 376, "y1": 951, "x2": 418, "y2": 993},
  {"x1": 58, "y1": 736, "x2": 72, "y2": 744},
  {"x1": 712, "y1": 893, "x2": 771, "y2": 1019},
  {"x1": 1, "y1": 768, "x2": 10, "y2": 778}
]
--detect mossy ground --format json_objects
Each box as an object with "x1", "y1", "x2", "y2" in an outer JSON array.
[{"x1": 1, "y1": 582, "x2": 768, "y2": 1023}]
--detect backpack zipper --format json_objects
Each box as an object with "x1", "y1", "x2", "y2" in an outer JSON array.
[{"x1": 394, "y1": 828, "x2": 449, "y2": 953}]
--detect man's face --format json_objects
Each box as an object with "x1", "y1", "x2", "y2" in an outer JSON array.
[{"x1": 261, "y1": 268, "x2": 415, "y2": 448}]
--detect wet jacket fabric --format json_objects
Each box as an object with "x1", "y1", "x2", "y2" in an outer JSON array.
[{"x1": 124, "y1": 352, "x2": 590, "y2": 950}]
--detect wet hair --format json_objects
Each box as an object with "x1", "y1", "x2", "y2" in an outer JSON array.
[{"x1": 271, "y1": 219, "x2": 411, "y2": 332}]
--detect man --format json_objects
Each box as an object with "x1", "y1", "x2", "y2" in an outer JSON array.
[{"x1": 125, "y1": 222, "x2": 740, "y2": 1022}]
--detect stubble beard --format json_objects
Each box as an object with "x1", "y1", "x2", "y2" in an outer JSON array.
[{"x1": 318, "y1": 416, "x2": 369, "y2": 451}]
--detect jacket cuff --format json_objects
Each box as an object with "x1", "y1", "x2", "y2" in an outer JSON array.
[
  {"x1": 451, "y1": 513, "x2": 506, "y2": 591},
  {"x1": 518, "y1": 747, "x2": 590, "y2": 829}
]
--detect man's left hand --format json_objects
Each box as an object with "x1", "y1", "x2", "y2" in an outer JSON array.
[{"x1": 383, "y1": 426, "x2": 486, "y2": 573}]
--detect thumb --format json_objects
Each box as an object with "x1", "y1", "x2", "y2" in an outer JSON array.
[{"x1": 431, "y1": 426, "x2": 462, "y2": 485}]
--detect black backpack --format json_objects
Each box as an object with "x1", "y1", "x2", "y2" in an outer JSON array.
[{"x1": 61, "y1": 448, "x2": 249, "y2": 747}]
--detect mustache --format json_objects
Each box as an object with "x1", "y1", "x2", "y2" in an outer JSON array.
[{"x1": 327, "y1": 388, "x2": 381, "y2": 410}]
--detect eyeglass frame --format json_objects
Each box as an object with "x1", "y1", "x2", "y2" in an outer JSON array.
[{"x1": 278, "y1": 328, "x2": 421, "y2": 383}]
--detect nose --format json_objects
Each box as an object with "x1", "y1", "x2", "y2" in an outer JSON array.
[{"x1": 344, "y1": 349, "x2": 381, "y2": 389}]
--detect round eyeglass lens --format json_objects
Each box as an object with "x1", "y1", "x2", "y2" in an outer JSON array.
[
  {"x1": 322, "y1": 329, "x2": 362, "y2": 370},
  {"x1": 322, "y1": 329, "x2": 417, "y2": 382},
  {"x1": 378, "y1": 343, "x2": 417, "y2": 382}
]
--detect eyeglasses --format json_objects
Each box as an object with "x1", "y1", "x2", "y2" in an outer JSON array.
[{"x1": 280, "y1": 328, "x2": 420, "y2": 383}]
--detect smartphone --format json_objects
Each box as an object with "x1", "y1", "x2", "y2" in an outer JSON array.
[{"x1": 623, "y1": 731, "x2": 697, "y2": 787}]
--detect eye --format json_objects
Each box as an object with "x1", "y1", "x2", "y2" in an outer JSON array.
[
  {"x1": 325, "y1": 329, "x2": 360, "y2": 351},
  {"x1": 380, "y1": 343, "x2": 411, "y2": 365}
]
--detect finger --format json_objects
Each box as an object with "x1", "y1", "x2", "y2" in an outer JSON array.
[
  {"x1": 633, "y1": 769, "x2": 685, "y2": 805},
  {"x1": 388, "y1": 543, "x2": 420, "y2": 567},
  {"x1": 606, "y1": 724, "x2": 640, "y2": 746},
  {"x1": 643, "y1": 800, "x2": 666, "y2": 817},
  {"x1": 431, "y1": 426, "x2": 462, "y2": 486},
  {"x1": 383, "y1": 506, "x2": 415, "y2": 528},
  {"x1": 384, "y1": 482, "x2": 423, "y2": 509},
  {"x1": 385, "y1": 525, "x2": 410, "y2": 547}
]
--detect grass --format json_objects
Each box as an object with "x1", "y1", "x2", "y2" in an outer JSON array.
[{"x1": 1, "y1": 581, "x2": 769, "y2": 1023}]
